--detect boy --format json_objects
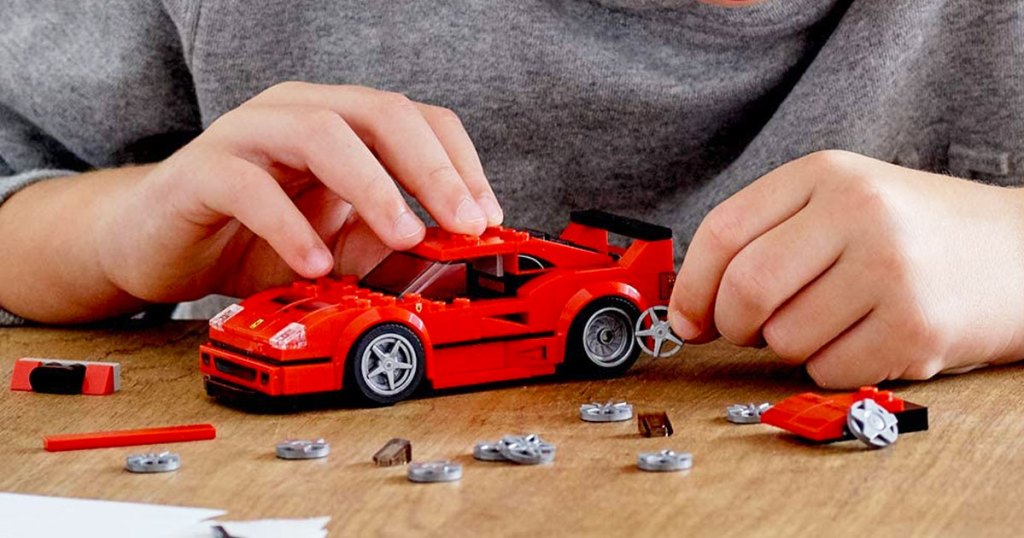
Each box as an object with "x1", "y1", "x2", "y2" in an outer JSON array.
[{"x1": 1, "y1": 0, "x2": 1022, "y2": 389}]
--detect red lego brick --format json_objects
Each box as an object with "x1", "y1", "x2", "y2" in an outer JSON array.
[
  {"x1": 11, "y1": 358, "x2": 120, "y2": 395},
  {"x1": 43, "y1": 423, "x2": 216, "y2": 452}
]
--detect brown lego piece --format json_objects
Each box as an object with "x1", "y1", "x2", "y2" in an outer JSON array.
[
  {"x1": 637, "y1": 412, "x2": 674, "y2": 437},
  {"x1": 373, "y1": 438, "x2": 412, "y2": 466}
]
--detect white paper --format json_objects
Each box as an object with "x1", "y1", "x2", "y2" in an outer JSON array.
[
  {"x1": 184, "y1": 517, "x2": 331, "y2": 538},
  {"x1": 0, "y1": 493, "x2": 329, "y2": 538},
  {"x1": 0, "y1": 493, "x2": 226, "y2": 538}
]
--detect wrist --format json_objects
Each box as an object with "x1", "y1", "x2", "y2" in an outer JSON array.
[
  {"x1": 65, "y1": 166, "x2": 156, "y2": 321},
  {"x1": 91, "y1": 165, "x2": 160, "y2": 299}
]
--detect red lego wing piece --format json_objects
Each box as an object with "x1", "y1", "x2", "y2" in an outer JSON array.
[
  {"x1": 761, "y1": 387, "x2": 907, "y2": 442},
  {"x1": 761, "y1": 393, "x2": 850, "y2": 442}
]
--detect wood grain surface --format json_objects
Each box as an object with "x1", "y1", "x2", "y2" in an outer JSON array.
[{"x1": 2, "y1": 322, "x2": 1023, "y2": 537}]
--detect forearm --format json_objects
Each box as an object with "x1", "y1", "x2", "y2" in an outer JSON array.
[{"x1": 0, "y1": 166, "x2": 154, "y2": 323}]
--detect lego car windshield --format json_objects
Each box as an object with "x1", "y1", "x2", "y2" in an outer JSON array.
[{"x1": 359, "y1": 251, "x2": 468, "y2": 302}]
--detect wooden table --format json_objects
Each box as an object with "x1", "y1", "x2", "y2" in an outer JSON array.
[{"x1": 2, "y1": 322, "x2": 1023, "y2": 536}]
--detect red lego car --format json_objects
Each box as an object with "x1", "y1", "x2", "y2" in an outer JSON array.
[{"x1": 199, "y1": 210, "x2": 677, "y2": 405}]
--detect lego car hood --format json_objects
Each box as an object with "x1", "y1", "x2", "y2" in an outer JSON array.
[{"x1": 208, "y1": 277, "x2": 400, "y2": 354}]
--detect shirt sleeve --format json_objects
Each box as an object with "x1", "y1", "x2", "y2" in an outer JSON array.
[{"x1": 0, "y1": 168, "x2": 76, "y2": 205}]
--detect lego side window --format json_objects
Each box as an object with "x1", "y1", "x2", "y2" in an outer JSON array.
[
  {"x1": 469, "y1": 256, "x2": 507, "y2": 298},
  {"x1": 467, "y1": 254, "x2": 553, "y2": 299},
  {"x1": 471, "y1": 255, "x2": 504, "y2": 277},
  {"x1": 515, "y1": 254, "x2": 551, "y2": 273}
]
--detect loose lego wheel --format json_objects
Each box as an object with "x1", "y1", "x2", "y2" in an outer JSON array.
[
  {"x1": 634, "y1": 306, "x2": 684, "y2": 358},
  {"x1": 347, "y1": 323, "x2": 425, "y2": 406},
  {"x1": 565, "y1": 297, "x2": 642, "y2": 377},
  {"x1": 846, "y1": 398, "x2": 900, "y2": 448}
]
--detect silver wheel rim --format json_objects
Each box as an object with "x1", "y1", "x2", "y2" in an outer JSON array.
[
  {"x1": 635, "y1": 306, "x2": 684, "y2": 358},
  {"x1": 361, "y1": 332, "x2": 418, "y2": 397},
  {"x1": 582, "y1": 306, "x2": 634, "y2": 368},
  {"x1": 847, "y1": 399, "x2": 899, "y2": 448}
]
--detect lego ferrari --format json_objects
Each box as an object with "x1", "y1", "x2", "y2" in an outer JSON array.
[{"x1": 199, "y1": 210, "x2": 680, "y2": 405}]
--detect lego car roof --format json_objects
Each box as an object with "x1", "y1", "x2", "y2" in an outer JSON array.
[{"x1": 408, "y1": 227, "x2": 534, "y2": 261}]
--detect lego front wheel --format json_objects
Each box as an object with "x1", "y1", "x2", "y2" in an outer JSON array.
[
  {"x1": 347, "y1": 323, "x2": 425, "y2": 406},
  {"x1": 565, "y1": 297, "x2": 642, "y2": 377}
]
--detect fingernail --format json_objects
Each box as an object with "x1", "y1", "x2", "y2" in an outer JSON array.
[
  {"x1": 455, "y1": 197, "x2": 486, "y2": 226},
  {"x1": 393, "y1": 211, "x2": 423, "y2": 239},
  {"x1": 806, "y1": 362, "x2": 828, "y2": 388},
  {"x1": 668, "y1": 309, "x2": 700, "y2": 340},
  {"x1": 476, "y1": 195, "x2": 503, "y2": 225},
  {"x1": 306, "y1": 248, "x2": 333, "y2": 275}
]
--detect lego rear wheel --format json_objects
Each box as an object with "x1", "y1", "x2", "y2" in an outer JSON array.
[
  {"x1": 565, "y1": 297, "x2": 641, "y2": 377},
  {"x1": 348, "y1": 323, "x2": 425, "y2": 406}
]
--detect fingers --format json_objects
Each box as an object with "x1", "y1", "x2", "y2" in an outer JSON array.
[
  {"x1": 417, "y1": 103, "x2": 503, "y2": 226},
  {"x1": 249, "y1": 82, "x2": 497, "y2": 235},
  {"x1": 290, "y1": 186, "x2": 352, "y2": 251},
  {"x1": 201, "y1": 156, "x2": 333, "y2": 278},
  {"x1": 804, "y1": 305, "x2": 950, "y2": 389},
  {"x1": 803, "y1": 316, "x2": 886, "y2": 389},
  {"x1": 804, "y1": 296, "x2": 954, "y2": 388},
  {"x1": 801, "y1": 314, "x2": 894, "y2": 389},
  {"x1": 671, "y1": 157, "x2": 819, "y2": 341},
  {"x1": 208, "y1": 105, "x2": 425, "y2": 250},
  {"x1": 338, "y1": 92, "x2": 488, "y2": 235},
  {"x1": 713, "y1": 202, "x2": 846, "y2": 346},
  {"x1": 761, "y1": 255, "x2": 878, "y2": 364},
  {"x1": 332, "y1": 211, "x2": 392, "y2": 277}
]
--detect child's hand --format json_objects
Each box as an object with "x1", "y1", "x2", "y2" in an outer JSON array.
[
  {"x1": 669, "y1": 150, "x2": 1024, "y2": 388},
  {"x1": 97, "y1": 82, "x2": 502, "y2": 302}
]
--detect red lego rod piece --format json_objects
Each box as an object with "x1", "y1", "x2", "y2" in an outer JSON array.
[{"x1": 43, "y1": 423, "x2": 216, "y2": 452}]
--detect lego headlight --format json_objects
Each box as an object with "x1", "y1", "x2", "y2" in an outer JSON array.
[
  {"x1": 209, "y1": 304, "x2": 243, "y2": 331},
  {"x1": 269, "y1": 322, "x2": 307, "y2": 350}
]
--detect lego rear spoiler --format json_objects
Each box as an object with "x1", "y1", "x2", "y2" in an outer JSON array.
[{"x1": 568, "y1": 209, "x2": 673, "y2": 241}]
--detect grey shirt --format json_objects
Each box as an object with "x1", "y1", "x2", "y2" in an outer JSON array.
[{"x1": 1, "y1": 0, "x2": 1022, "y2": 324}]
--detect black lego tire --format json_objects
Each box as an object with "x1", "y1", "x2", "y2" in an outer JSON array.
[
  {"x1": 347, "y1": 323, "x2": 426, "y2": 406},
  {"x1": 565, "y1": 296, "x2": 642, "y2": 377}
]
